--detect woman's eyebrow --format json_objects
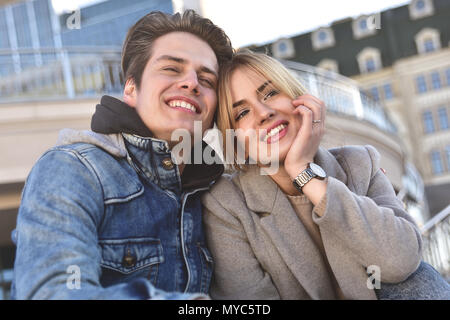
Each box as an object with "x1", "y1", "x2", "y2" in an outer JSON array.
[
  {"x1": 233, "y1": 80, "x2": 273, "y2": 108},
  {"x1": 232, "y1": 100, "x2": 246, "y2": 108},
  {"x1": 257, "y1": 80, "x2": 272, "y2": 93}
]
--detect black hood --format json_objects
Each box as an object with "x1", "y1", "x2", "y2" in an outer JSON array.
[{"x1": 91, "y1": 95, "x2": 224, "y2": 190}]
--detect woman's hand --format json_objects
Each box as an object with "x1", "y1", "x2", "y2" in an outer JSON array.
[{"x1": 284, "y1": 94, "x2": 326, "y2": 180}]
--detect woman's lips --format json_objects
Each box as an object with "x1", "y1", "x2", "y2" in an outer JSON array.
[{"x1": 266, "y1": 124, "x2": 288, "y2": 144}]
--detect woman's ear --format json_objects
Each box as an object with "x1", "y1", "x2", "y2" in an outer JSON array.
[{"x1": 123, "y1": 77, "x2": 137, "y2": 107}]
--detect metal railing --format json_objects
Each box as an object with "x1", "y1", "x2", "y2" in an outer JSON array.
[
  {"x1": 0, "y1": 48, "x2": 398, "y2": 136},
  {"x1": 0, "y1": 47, "x2": 123, "y2": 103},
  {"x1": 284, "y1": 59, "x2": 398, "y2": 134},
  {"x1": 421, "y1": 205, "x2": 450, "y2": 280}
]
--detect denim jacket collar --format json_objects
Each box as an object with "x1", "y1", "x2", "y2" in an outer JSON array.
[
  {"x1": 122, "y1": 133, "x2": 182, "y2": 195},
  {"x1": 56, "y1": 128, "x2": 224, "y2": 192}
]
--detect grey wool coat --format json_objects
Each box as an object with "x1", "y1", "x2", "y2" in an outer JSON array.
[{"x1": 201, "y1": 145, "x2": 423, "y2": 300}]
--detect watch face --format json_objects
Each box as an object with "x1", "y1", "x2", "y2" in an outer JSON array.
[{"x1": 310, "y1": 163, "x2": 326, "y2": 178}]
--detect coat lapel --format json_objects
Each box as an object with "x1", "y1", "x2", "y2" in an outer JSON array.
[{"x1": 238, "y1": 146, "x2": 349, "y2": 299}]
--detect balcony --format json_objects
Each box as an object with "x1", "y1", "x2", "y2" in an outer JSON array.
[{"x1": 0, "y1": 47, "x2": 123, "y2": 104}]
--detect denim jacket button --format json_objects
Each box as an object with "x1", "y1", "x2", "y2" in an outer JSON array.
[
  {"x1": 162, "y1": 158, "x2": 174, "y2": 170},
  {"x1": 122, "y1": 250, "x2": 136, "y2": 268}
]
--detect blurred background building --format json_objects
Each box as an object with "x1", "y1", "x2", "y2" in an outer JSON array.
[{"x1": 0, "y1": 0, "x2": 448, "y2": 299}]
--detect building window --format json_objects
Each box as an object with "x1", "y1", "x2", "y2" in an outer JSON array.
[
  {"x1": 424, "y1": 38, "x2": 435, "y2": 52},
  {"x1": 415, "y1": 28, "x2": 441, "y2": 54},
  {"x1": 317, "y1": 59, "x2": 339, "y2": 74},
  {"x1": 365, "y1": 58, "x2": 376, "y2": 73},
  {"x1": 438, "y1": 107, "x2": 449, "y2": 130},
  {"x1": 357, "y1": 47, "x2": 382, "y2": 74},
  {"x1": 271, "y1": 38, "x2": 295, "y2": 60},
  {"x1": 352, "y1": 15, "x2": 377, "y2": 39},
  {"x1": 311, "y1": 27, "x2": 335, "y2": 51},
  {"x1": 416, "y1": 0, "x2": 426, "y2": 10},
  {"x1": 431, "y1": 150, "x2": 444, "y2": 174},
  {"x1": 369, "y1": 87, "x2": 379, "y2": 102},
  {"x1": 446, "y1": 68, "x2": 450, "y2": 86},
  {"x1": 383, "y1": 83, "x2": 394, "y2": 100},
  {"x1": 446, "y1": 146, "x2": 450, "y2": 171},
  {"x1": 430, "y1": 72, "x2": 442, "y2": 90},
  {"x1": 422, "y1": 111, "x2": 435, "y2": 133},
  {"x1": 416, "y1": 75, "x2": 427, "y2": 94},
  {"x1": 409, "y1": 0, "x2": 434, "y2": 20}
]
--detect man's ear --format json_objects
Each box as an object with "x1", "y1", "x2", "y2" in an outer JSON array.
[{"x1": 123, "y1": 77, "x2": 137, "y2": 107}]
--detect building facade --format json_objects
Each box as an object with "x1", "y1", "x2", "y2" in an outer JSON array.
[{"x1": 250, "y1": 0, "x2": 450, "y2": 217}]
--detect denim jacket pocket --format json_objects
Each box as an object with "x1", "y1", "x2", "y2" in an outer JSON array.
[
  {"x1": 197, "y1": 243, "x2": 214, "y2": 294},
  {"x1": 99, "y1": 237, "x2": 164, "y2": 287}
]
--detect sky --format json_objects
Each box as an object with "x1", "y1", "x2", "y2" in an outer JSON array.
[{"x1": 51, "y1": 0, "x2": 410, "y2": 48}]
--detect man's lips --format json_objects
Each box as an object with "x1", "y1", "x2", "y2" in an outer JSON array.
[{"x1": 165, "y1": 96, "x2": 200, "y2": 114}]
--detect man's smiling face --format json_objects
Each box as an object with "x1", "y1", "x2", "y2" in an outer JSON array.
[{"x1": 123, "y1": 31, "x2": 219, "y2": 147}]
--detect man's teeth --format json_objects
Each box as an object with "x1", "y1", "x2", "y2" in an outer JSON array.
[
  {"x1": 168, "y1": 100, "x2": 197, "y2": 113},
  {"x1": 264, "y1": 124, "x2": 287, "y2": 142}
]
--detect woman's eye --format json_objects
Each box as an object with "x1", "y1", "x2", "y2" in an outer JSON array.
[
  {"x1": 235, "y1": 109, "x2": 249, "y2": 121},
  {"x1": 263, "y1": 90, "x2": 279, "y2": 101}
]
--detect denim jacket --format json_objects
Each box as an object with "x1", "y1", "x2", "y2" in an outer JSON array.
[{"x1": 11, "y1": 128, "x2": 223, "y2": 299}]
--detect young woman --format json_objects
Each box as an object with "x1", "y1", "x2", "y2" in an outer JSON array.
[{"x1": 201, "y1": 50, "x2": 450, "y2": 300}]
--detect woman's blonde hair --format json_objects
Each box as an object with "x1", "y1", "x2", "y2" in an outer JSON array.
[{"x1": 217, "y1": 49, "x2": 308, "y2": 170}]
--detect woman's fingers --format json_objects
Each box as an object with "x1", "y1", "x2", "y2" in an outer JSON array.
[{"x1": 292, "y1": 95, "x2": 325, "y2": 123}]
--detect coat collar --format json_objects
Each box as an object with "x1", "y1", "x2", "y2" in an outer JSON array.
[{"x1": 238, "y1": 146, "x2": 347, "y2": 214}]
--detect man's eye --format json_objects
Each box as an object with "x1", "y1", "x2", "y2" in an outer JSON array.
[
  {"x1": 200, "y1": 78, "x2": 214, "y2": 88},
  {"x1": 163, "y1": 67, "x2": 179, "y2": 72},
  {"x1": 263, "y1": 90, "x2": 279, "y2": 101},
  {"x1": 235, "y1": 109, "x2": 249, "y2": 121}
]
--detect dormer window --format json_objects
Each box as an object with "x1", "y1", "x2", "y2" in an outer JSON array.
[
  {"x1": 357, "y1": 47, "x2": 382, "y2": 74},
  {"x1": 271, "y1": 38, "x2": 295, "y2": 60},
  {"x1": 409, "y1": 0, "x2": 434, "y2": 20},
  {"x1": 311, "y1": 27, "x2": 335, "y2": 51},
  {"x1": 415, "y1": 28, "x2": 440, "y2": 54},
  {"x1": 352, "y1": 15, "x2": 378, "y2": 39}
]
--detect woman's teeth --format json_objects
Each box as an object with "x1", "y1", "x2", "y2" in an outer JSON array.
[
  {"x1": 264, "y1": 124, "x2": 287, "y2": 142},
  {"x1": 168, "y1": 100, "x2": 197, "y2": 113}
]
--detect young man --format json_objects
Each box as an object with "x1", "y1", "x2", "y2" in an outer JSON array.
[{"x1": 11, "y1": 10, "x2": 233, "y2": 299}]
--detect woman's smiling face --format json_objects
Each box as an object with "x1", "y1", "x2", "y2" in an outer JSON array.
[{"x1": 229, "y1": 67, "x2": 303, "y2": 164}]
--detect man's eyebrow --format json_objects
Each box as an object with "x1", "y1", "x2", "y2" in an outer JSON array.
[
  {"x1": 155, "y1": 55, "x2": 185, "y2": 64},
  {"x1": 200, "y1": 66, "x2": 218, "y2": 79},
  {"x1": 156, "y1": 55, "x2": 218, "y2": 78}
]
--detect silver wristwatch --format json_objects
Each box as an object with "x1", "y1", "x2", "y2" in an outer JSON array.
[{"x1": 293, "y1": 163, "x2": 326, "y2": 192}]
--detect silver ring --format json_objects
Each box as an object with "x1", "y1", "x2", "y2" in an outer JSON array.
[{"x1": 312, "y1": 119, "x2": 322, "y2": 123}]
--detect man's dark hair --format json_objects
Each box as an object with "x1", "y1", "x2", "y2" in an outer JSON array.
[{"x1": 121, "y1": 10, "x2": 233, "y2": 89}]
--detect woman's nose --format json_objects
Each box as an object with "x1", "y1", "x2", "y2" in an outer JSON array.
[{"x1": 255, "y1": 102, "x2": 275, "y2": 125}]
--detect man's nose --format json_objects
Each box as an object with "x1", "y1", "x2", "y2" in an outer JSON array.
[{"x1": 178, "y1": 71, "x2": 199, "y2": 95}]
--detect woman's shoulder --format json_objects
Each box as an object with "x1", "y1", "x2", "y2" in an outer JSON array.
[
  {"x1": 327, "y1": 144, "x2": 380, "y2": 176},
  {"x1": 202, "y1": 171, "x2": 248, "y2": 212}
]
